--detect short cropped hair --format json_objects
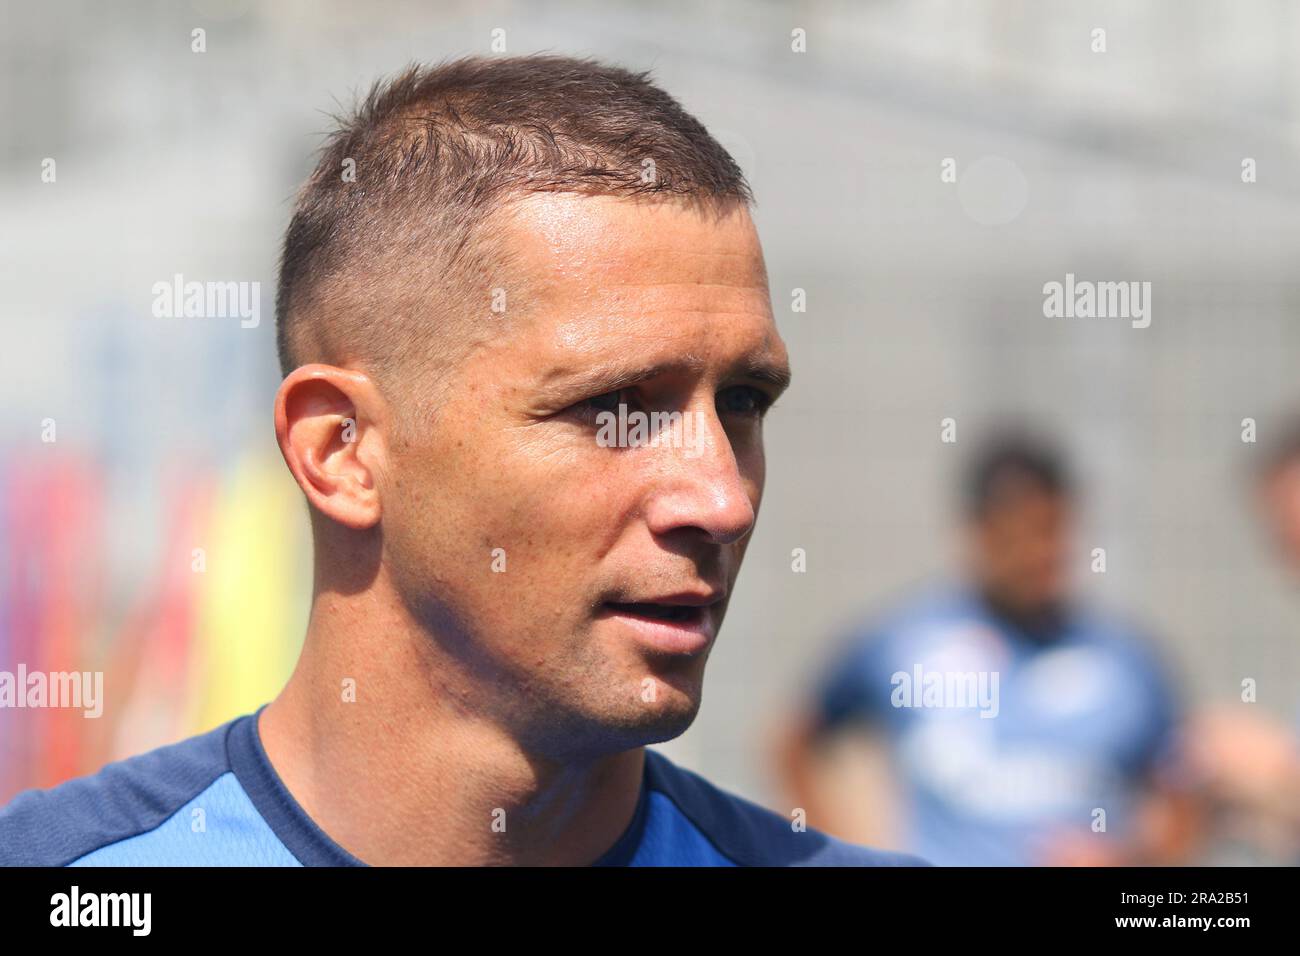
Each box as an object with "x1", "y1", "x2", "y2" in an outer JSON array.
[
  {"x1": 963, "y1": 432, "x2": 1073, "y2": 519},
  {"x1": 275, "y1": 55, "x2": 753, "y2": 392}
]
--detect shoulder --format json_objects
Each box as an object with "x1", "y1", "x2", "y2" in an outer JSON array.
[
  {"x1": 837, "y1": 579, "x2": 977, "y2": 656},
  {"x1": 1067, "y1": 610, "x2": 1178, "y2": 687},
  {"x1": 0, "y1": 716, "x2": 242, "y2": 866},
  {"x1": 815, "y1": 581, "x2": 985, "y2": 700},
  {"x1": 643, "y1": 750, "x2": 928, "y2": 867}
]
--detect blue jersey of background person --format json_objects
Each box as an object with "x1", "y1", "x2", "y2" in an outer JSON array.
[{"x1": 791, "y1": 433, "x2": 1183, "y2": 867}]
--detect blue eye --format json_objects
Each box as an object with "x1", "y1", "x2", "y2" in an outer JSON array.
[
  {"x1": 569, "y1": 388, "x2": 632, "y2": 424},
  {"x1": 584, "y1": 390, "x2": 628, "y2": 415},
  {"x1": 566, "y1": 386, "x2": 773, "y2": 426},
  {"x1": 718, "y1": 385, "x2": 773, "y2": 417}
]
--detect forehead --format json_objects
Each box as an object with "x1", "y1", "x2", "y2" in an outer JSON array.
[
  {"x1": 980, "y1": 490, "x2": 1072, "y2": 529},
  {"x1": 494, "y1": 192, "x2": 780, "y2": 361},
  {"x1": 501, "y1": 191, "x2": 767, "y2": 282}
]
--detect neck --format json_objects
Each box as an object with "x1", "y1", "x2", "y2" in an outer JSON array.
[
  {"x1": 258, "y1": 573, "x2": 644, "y2": 865},
  {"x1": 976, "y1": 585, "x2": 1066, "y2": 644}
]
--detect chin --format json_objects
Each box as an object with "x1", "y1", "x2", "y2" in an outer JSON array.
[
  {"x1": 591, "y1": 687, "x2": 702, "y2": 751},
  {"x1": 522, "y1": 675, "x2": 702, "y2": 758}
]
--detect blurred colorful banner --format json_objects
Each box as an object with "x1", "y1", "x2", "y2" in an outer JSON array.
[{"x1": 0, "y1": 451, "x2": 308, "y2": 804}]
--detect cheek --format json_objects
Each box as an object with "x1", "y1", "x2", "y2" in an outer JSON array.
[{"x1": 406, "y1": 429, "x2": 634, "y2": 591}]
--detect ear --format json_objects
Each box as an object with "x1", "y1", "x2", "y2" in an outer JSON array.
[{"x1": 274, "y1": 364, "x2": 386, "y2": 530}]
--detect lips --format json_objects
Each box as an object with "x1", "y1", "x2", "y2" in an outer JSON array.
[{"x1": 597, "y1": 590, "x2": 725, "y2": 655}]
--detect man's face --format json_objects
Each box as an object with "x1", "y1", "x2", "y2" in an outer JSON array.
[
  {"x1": 380, "y1": 194, "x2": 788, "y2": 758},
  {"x1": 1260, "y1": 461, "x2": 1300, "y2": 572},
  {"x1": 970, "y1": 488, "x2": 1074, "y2": 616}
]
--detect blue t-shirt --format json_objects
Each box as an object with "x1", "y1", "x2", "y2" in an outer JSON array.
[
  {"x1": 0, "y1": 705, "x2": 925, "y2": 867},
  {"x1": 812, "y1": 581, "x2": 1180, "y2": 866}
]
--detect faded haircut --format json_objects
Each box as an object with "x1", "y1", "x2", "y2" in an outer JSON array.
[
  {"x1": 274, "y1": 54, "x2": 754, "y2": 406},
  {"x1": 963, "y1": 431, "x2": 1074, "y2": 519}
]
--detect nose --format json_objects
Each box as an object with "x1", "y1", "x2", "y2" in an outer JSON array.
[{"x1": 640, "y1": 407, "x2": 757, "y2": 545}]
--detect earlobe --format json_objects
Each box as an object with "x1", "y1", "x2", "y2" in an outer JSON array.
[{"x1": 274, "y1": 364, "x2": 384, "y2": 530}]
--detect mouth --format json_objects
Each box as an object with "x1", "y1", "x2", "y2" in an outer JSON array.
[
  {"x1": 602, "y1": 602, "x2": 707, "y2": 624},
  {"x1": 597, "y1": 594, "x2": 723, "y2": 656}
]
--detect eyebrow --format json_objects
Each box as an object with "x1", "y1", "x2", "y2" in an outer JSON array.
[
  {"x1": 739, "y1": 356, "x2": 793, "y2": 392},
  {"x1": 537, "y1": 353, "x2": 792, "y2": 400}
]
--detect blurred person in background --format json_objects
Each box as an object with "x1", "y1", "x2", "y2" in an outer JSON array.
[
  {"x1": 777, "y1": 432, "x2": 1197, "y2": 865},
  {"x1": 1177, "y1": 421, "x2": 1300, "y2": 863}
]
